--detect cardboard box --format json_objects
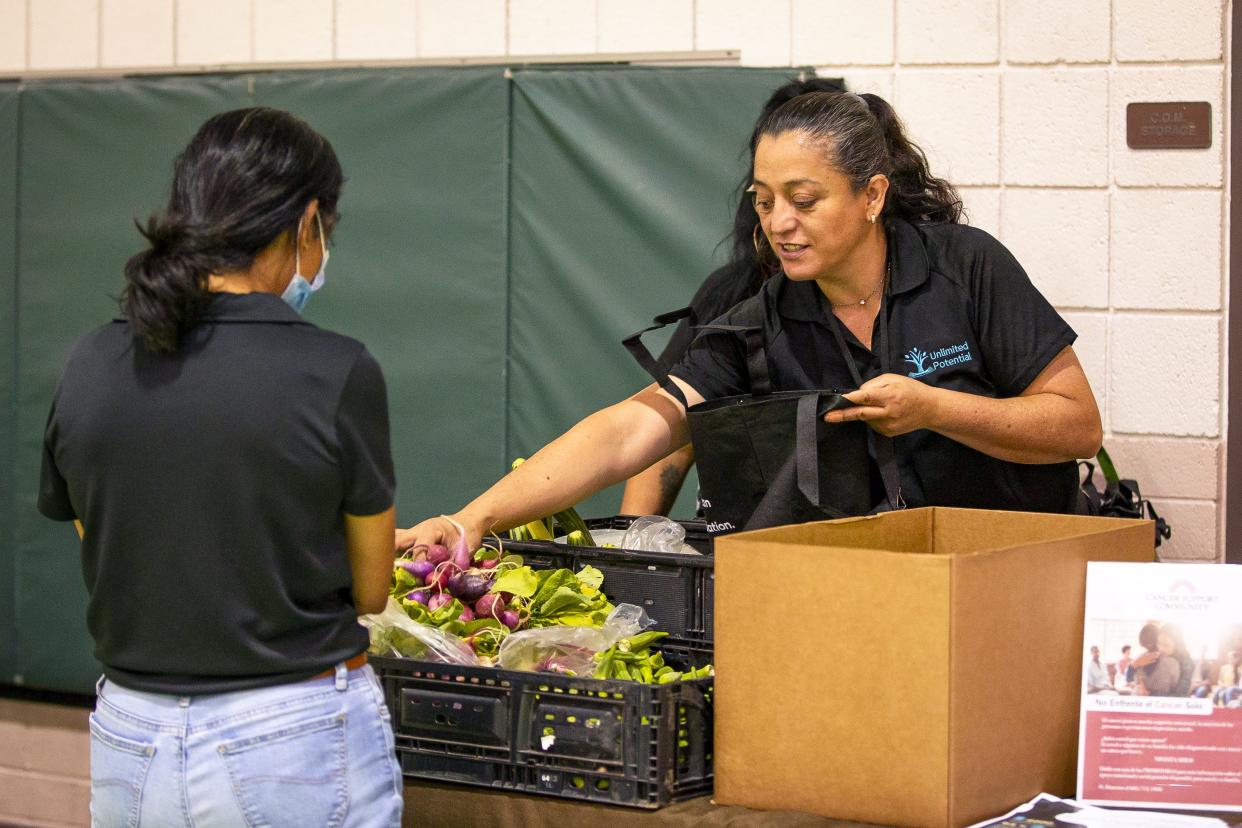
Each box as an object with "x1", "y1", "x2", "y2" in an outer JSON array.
[{"x1": 712, "y1": 507, "x2": 1156, "y2": 828}]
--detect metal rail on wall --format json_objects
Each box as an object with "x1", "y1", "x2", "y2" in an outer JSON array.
[{"x1": 0, "y1": 49, "x2": 742, "y2": 83}]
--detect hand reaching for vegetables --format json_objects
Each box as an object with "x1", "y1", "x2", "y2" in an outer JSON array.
[
  {"x1": 396, "y1": 513, "x2": 482, "y2": 557},
  {"x1": 823, "y1": 373, "x2": 938, "y2": 437},
  {"x1": 394, "y1": 525, "x2": 419, "y2": 553}
]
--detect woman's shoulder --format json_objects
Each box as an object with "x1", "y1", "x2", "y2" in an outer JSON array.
[
  {"x1": 904, "y1": 219, "x2": 1031, "y2": 293},
  {"x1": 298, "y1": 322, "x2": 369, "y2": 355},
  {"x1": 61, "y1": 320, "x2": 133, "y2": 371},
  {"x1": 913, "y1": 220, "x2": 1011, "y2": 266}
]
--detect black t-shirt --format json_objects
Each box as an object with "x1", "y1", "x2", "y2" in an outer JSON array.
[
  {"x1": 670, "y1": 218, "x2": 1080, "y2": 514},
  {"x1": 39, "y1": 293, "x2": 395, "y2": 694}
]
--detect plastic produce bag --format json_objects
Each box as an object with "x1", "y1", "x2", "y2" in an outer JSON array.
[
  {"x1": 361, "y1": 597, "x2": 480, "y2": 666},
  {"x1": 497, "y1": 604, "x2": 654, "y2": 675},
  {"x1": 620, "y1": 515, "x2": 701, "y2": 555}
]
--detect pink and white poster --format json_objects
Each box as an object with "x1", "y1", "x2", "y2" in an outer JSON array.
[{"x1": 1077, "y1": 562, "x2": 1242, "y2": 811}]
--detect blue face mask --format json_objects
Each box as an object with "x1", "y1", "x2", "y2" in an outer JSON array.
[{"x1": 281, "y1": 212, "x2": 329, "y2": 313}]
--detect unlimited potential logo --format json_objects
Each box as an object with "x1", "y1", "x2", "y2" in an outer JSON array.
[{"x1": 904, "y1": 342, "x2": 973, "y2": 378}]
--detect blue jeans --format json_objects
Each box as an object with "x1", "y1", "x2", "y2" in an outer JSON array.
[{"x1": 89, "y1": 662, "x2": 403, "y2": 827}]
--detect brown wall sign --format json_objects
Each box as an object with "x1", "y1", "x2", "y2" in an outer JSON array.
[{"x1": 1126, "y1": 101, "x2": 1212, "y2": 149}]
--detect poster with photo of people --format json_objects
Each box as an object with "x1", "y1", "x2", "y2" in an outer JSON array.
[{"x1": 1077, "y1": 562, "x2": 1242, "y2": 810}]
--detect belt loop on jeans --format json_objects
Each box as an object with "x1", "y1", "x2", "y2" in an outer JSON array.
[
  {"x1": 313, "y1": 652, "x2": 368, "y2": 685},
  {"x1": 335, "y1": 662, "x2": 348, "y2": 691},
  {"x1": 95, "y1": 675, "x2": 106, "y2": 695}
]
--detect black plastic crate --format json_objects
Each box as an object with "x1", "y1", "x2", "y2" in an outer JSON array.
[
  {"x1": 495, "y1": 515, "x2": 715, "y2": 646},
  {"x1": 373, "y1": 648, "x2": 713, "y2": 809}
]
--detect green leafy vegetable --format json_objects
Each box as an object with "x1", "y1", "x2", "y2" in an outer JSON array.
[
  {"x1": 576, "y1": 565, "x2": 604, "y2": 592},
  {"x1": 490, "y1": 566, "x2": 539, "y2": 598}
]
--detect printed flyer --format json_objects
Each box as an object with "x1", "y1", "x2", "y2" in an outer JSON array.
[{"x1": 1077, "y1": 562, "x2": 1242, "y2": 810}]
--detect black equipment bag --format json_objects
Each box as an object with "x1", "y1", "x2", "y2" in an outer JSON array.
[
  {"x1": 623, "y1": 307, "x2": 901, "y2": 535},
  {"x1": 1079, "y1": 446, "x2": 1172, "y2": 547}
]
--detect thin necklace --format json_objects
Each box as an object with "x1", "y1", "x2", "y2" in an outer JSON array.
[{"x1": 828, "y1": 261, "x2": 890, "y2": 310}]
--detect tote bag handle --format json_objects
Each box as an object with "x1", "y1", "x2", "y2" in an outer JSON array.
[
  {"x1": 622, "y1": 307, "x2": 772, "y2": 396},
  {"x1": 624, "y1": 311, "x2": 860, "y2": 512}
]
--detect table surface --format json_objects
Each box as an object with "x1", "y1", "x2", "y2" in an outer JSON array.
[
  {"x1": 402, "y1": 780, "x2": 1242, "y2": 828},
  {"x1": 402, "y1": 779, "x2": 884, "y2": 827}
]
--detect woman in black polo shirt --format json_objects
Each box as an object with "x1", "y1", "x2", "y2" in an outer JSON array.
[
  {"x1": 620, "y1": 75, "x2": 846, "y2": 517},
  {"x1": 40, "y1": 108, "x2": 402, "y2": 826},
  {"x1": 399, "y1": 90, "x2": 1101, "y2": 552}
]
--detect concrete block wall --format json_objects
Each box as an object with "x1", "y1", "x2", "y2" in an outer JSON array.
[
  {"x1": 0, "y1": 5, "x2": 1229, "y2": 548},
  {"x1": 0, "y1": 6, "x2": 1228, "y2": 544}
]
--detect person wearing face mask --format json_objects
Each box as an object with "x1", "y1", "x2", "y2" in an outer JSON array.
[
  {"x1": 38, "y1": 107, "x2": 402, "y2": 826},
  {"x1": 397, "y1": 89, "x2": 1101, "y2": 556}
]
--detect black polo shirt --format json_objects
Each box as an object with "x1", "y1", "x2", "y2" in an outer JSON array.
[
  {"x1": 39, "y1": 293, "x2": 395, "y2": 694},
  {"x1": 670, "y1": 218, "x2": 1080, "y2": 514}
]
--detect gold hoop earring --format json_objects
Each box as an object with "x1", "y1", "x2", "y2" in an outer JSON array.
[
  {"x1": 868, "y1": 214, "x2": 877, "y2": 224},
  {"x1": 752, "y1": 224, "x2": 781, "y2": 277}
]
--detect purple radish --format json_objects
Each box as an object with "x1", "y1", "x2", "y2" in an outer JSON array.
[
  {"x1": 442, "y1": 515, "x2": 475, "y2": 571},
  {"x1": 475, "y1": 594, "x2": 506, "y2": 619},
  {"x1": 448, "y1": 573, "x2": 492, "y2": 603},
  {"x1": 404, "y1": 590, "x2": 429, "y2": 606},
  {"x1": 427, "y1": 563, "x2": 456, "y2": 592},
  {"x1": 451, "y1": 540, "x2": 472, "y2": 571},
  {"x1": 427, "y1": 593, "x2": 453, "y2": 612},
  {"x1": 458, "y1": 607, "x2": 476, "y2": 622},
  {"x1": 500, "y1": 610, "x2": 520, "y2": 630},
  {"x1": 425, "y1": 544, "x2": 451, "y2": 566},
  {"x1": 396, "y1": 559, "x2": 434, "y2": 583}
]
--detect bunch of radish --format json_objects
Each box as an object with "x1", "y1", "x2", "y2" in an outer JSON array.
[
  {"x1": 394, "y1": 537, "x2": 521, "y2": 631},
  {"x1": 386, "y1": 512, "x2": 625, "y2": 667}
]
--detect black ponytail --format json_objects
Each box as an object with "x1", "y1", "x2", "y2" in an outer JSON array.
[
  {"x1": 123, "y1": 220, "x2": 214, "y2": 353},
  {"x1": 756, "y1": 90, "x2": 962, "y2": 225},
  {"x1": 858, "y1": 93, "x2": 961, "y2": 224},
  {"x1": 122, "y1": 107, "x2": 343, "y2": 353}
]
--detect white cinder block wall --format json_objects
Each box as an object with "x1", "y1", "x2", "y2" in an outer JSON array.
[{"x1": 0, "y1": 0, "x2": 1231, "y2": 563}]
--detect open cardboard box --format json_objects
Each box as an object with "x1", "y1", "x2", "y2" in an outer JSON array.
[{"x1": 712, "y1": 507, "x2": 1156, "y2": 828}]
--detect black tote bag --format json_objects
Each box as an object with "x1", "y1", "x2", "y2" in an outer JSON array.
[{"x1": 623, "y1": 307, "x2": 901, "y2": 535}]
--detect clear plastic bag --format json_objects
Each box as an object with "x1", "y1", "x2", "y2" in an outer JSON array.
[
  {"x1": 620, "y1": 515, "x2": 700, "y2": 555},
  {"x1": 360, "y1": 597, "x2": 480, "y2": 666},
  {"x1": 497, "y1": 604, "x2": 654, "y2": 675}
]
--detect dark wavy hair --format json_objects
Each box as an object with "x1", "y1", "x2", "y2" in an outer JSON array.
[
  {"x1": 122, "y1": 107, "x2": 343, "y2": 352},
  {"x1": 755, "y1": 90, "x2": 962, "y2": 226},
  {"x1": 727, "y1": 76, "x2": 847, "y2": 272}
]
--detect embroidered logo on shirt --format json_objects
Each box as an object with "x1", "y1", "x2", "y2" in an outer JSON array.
[{"x1": 904, "y1": 342, "x2": 973, "y2": 378}]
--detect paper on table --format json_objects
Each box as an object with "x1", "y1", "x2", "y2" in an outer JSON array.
[
  {"x1": 1058, "y1": 809, "x2": 1227, "y2": 828},
  {"x1": 965, "y1": 793, "x2": 1084, "y2": 828},
  {"x1": 966, "y1": 793, "x2": 1229, "y2": 828}
]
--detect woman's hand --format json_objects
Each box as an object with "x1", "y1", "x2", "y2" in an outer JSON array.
[
  {"x1": 394, "y1": 525, "x2": 420, "y2": 553},
  {"x1": 394, "y1": 513, "x2": 482, "y2": 556},
  {"x1": 824, "y1": 373, "x2": 938, "y2": 436},
  {"x1": 823, "y1": 347, "x2": 1102, "y2": 464}
]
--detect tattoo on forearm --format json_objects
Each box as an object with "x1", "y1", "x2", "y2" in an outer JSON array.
[{"x1": 658, "y1": 464, "x2": 683, "y2": 514}]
